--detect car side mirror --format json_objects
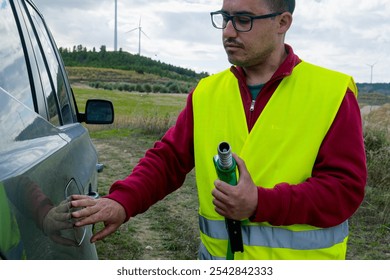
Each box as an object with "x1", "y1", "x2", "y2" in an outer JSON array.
[{"x1": 83, "y1": 99, "x2": 114, "y2": 124}]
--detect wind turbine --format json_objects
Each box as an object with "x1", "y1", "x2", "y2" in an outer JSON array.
[
  {"x1": 127, "y1": 17, "x2": 150, "y2": 56},
  {"x1": 367, "y1": 62, "x2": 377, "y2": 84},
  {"x1": 114, "y1": 0, "x2": 118, "y2": 51}
]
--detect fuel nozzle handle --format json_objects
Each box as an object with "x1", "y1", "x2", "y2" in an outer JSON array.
[{"x1": 213, "y1": 142, "x2": 244, "y2": 258}]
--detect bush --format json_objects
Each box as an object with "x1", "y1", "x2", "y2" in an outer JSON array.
[
  {"x1": 143, "y1": 83, "x2": 152, "y2": 93},
  {"x1": 152, "y1": 84, "x2": 162, "y2": 93},
  {"x1": 364, "y1": 129, "x2": 389, "y2": 152},
  {"x1": 135, "y1": 84, "x2": 144, "y2": 93},
  {"x1": 167, "y1": 82, "x2": 180, "y2": 93}
]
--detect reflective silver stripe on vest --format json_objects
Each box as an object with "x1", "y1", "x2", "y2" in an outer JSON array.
[
  {"x1": 199, "y1": 215, "x2": 348, "y2": 250},
  {"x1": 198, "y1": 243, "x2": 224, "y2": 260}
]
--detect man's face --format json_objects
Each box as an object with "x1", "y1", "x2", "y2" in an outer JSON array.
[{"x1": 220, "y1": 0, "x2": 281, "y2": 68}]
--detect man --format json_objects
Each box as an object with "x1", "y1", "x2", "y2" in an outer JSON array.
[{"x1": 71, "y1": 0, "x2": 366, "y2": 260}]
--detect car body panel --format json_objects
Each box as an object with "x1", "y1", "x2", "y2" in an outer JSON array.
[
  {"x1": 0, "y1": 88, "x2": 66, "y2": 181},
  {"x1": 1, "y1": 0, "x2": 113, "y2": 259},
  {"x1": 0, "y1": 81, "x2": 99, "y2": 260}
]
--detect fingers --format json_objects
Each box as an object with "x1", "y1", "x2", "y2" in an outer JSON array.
[
  {"x1": 69, "y1": 197, "x2": 127, "y2": 243},
  {"x1": 213, "y1": 179, "x2": 231, "y2": 196},
  {"x1": 212, "y1": 180, "x2": 237, "y2": 218},
  {"x1": 213, "y1": 196, "x2": 230, "y2": 217},
  {"x1": 212, "y1": 155, "x2": 258, "y2": 220},
  {"x1": 70, "y1": 196, "x2": 98, "y2": 221},
  {"x1": 71, "y1": 203, "x2": 97, "y2": 219},
  {"x1": 72, "y1": 206, "x2": 101, "y2": 227},
  {"x1": 212, "y1": 180, "x2": 231, "y2": 209},
  {"x1": 91, "y1": 223, "x2": 120, "y2": 243},
  {"x1": 71, "y1": 194, "x2": 92, "y2": 200},
  {"x1": 232, "y1": 153, "x2": 248, "y2": 178},
  {"x1": 71, "y1": 195, "x2": 96, "y2": 208}
]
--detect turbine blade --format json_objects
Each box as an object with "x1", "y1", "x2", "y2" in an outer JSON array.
[
  {"x1": 126, "y1": 27, "x2": 138, "y2": 33},
  {"x1": 141, "y1": 30, "x2": 150, "y2": 39}
]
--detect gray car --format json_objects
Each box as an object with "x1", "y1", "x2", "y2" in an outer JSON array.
[{"x1": 0, "y1": 0, "x2": 113, "y2": 259}]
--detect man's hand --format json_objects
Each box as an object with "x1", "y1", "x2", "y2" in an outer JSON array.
[
  {"x1": 70, "y1": 195, "x2": 126, "y2": 243},
  {"x1": 212, "y1": 154, "x2": 258, "y2": 220}
]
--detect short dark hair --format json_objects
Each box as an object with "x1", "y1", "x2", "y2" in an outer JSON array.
[{"x1": 264, "y1": 0, "x2": 295, "y2": 14}]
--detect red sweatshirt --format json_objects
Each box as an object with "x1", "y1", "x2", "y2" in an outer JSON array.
[{"x1": 107, "y1": 45, "x2": 367, "y2": 228}]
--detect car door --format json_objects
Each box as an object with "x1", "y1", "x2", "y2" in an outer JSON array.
[
  {"x1": 0, "y1": 88, "x2": 99, "y2": 259},
  {"x1": 0, "y1": 0, "x2": 103, "y2": 259}
]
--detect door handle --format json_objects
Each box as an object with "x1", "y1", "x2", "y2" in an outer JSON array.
[
  {"x1": 65, "y1": 178, "x2": 87, "y2": 246},
  {"x1": 96, "y1": 163, "x2": 104, "y2": 173}
]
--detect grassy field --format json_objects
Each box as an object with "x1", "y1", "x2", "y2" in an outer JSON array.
[
  {"x1": 75, "y1": 87, "x2": 198, "y2": 259},
  {"x1": 74, "y1": 87, "x2": 390, "y2": 260}
]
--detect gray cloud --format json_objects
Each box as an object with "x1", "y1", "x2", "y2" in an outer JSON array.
[{"x1": 33, "y1": 0, "x2": 390, "y2": 82}]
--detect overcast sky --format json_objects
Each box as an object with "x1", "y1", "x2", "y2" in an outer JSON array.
[{"x1": 33, "y1": 0, "x2": 390, "y2": 83}]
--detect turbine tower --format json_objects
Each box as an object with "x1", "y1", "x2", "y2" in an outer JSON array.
[
  {"x1": 127, "y1": 17, "x2": 149, "y2": 55},
  {"x1": 367, "y1": 62, "x2": 377, "y2": 84},
  {"x1": 114, "y1": 0, "x2": 118, "y2": 51}
]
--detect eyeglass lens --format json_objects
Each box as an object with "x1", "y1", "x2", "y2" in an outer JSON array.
[{"x1": 212, "y1": 13, "x2": 253, "y2": 32}]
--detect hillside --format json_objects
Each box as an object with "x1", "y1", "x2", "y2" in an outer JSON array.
[
  {"x1": 357, "y1": 83, "x2": 390, "y2": 96},
  {"x1": 60, "y1": 45, "x2": 208, "y2": 83}
]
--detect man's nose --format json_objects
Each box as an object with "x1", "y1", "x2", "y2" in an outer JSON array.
[{"x1": 223, "y1": 19, "x2": 238, "y2": 37}]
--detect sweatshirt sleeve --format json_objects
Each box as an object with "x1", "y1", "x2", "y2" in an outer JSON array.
[
  {"x1": 106, "y1": 92, "x2": 195, "y2": 221},
  {"x1": 251, "y1": 90, "x2": 367, "y2": 228}
]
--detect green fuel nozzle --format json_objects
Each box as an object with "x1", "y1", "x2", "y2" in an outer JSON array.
[
  {"x1": 213, "y1": 142, "x2": 237, "y2": 185},
  {"x1": 213, "y1": 142, "x2": 244, "y2": 259}
]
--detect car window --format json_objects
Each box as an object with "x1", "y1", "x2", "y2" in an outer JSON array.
[
  {"x1": 0, "y1": 0, "x2": 34, "y2": 110},
  {"x1": 24, "y1": 1, "x2": 74, "y2": 125}
]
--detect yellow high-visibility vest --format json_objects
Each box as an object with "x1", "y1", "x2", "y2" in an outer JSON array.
[
  {"x1": 193, "y1": 61, "x2": 357, "y2": 259},
  {"x1": 0, "y1": 183, "x2": 26, "y2": 259}
]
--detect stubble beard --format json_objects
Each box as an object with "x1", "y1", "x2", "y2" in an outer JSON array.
[{"x1": 226, "y1": 44, "x2": 276, "y2": 69}]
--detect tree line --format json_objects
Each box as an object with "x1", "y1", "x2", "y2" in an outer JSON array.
[
  {"x1": 357, "y1": 83, "x2": 390, "y2": 96},
  {"x1": 59, "y1": 45, "x2": 209, "y2": 82}
]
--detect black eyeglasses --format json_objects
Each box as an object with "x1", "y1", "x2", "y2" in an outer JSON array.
[{"x1": 210, "y1": 11, "x2": 283, "y2": 32}]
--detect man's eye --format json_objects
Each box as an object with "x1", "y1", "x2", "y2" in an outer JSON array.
[{"x1": 235, "y1": 16, "x2": 251, "y2": 24}]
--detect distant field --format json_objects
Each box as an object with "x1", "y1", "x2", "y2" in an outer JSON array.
[
  {"x1": 74, "y1": 87, "x2": 187, "y2": 137},
  {"x1": 75, "y1": 87, "x2": 186, "y2": 117},
  {"x1": 74, "y1": 86, "x2": 390, "y2": 260}
]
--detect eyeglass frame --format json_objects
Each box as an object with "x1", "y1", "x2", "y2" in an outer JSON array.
[{"x1": 210, "y1": 11, "x2": 283, "y2": 32}]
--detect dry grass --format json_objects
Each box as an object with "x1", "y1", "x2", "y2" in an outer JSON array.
[
  {"x1": 348, "y1": 104, "x2": 390, "y2": 259},
  {"x1": 361, "y1": 103, "x2": 390, "y2": 139}
]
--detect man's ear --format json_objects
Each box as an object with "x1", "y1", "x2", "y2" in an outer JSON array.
[{"x1": 278, "y1": 12, "x2": 293, "y2": 34}]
